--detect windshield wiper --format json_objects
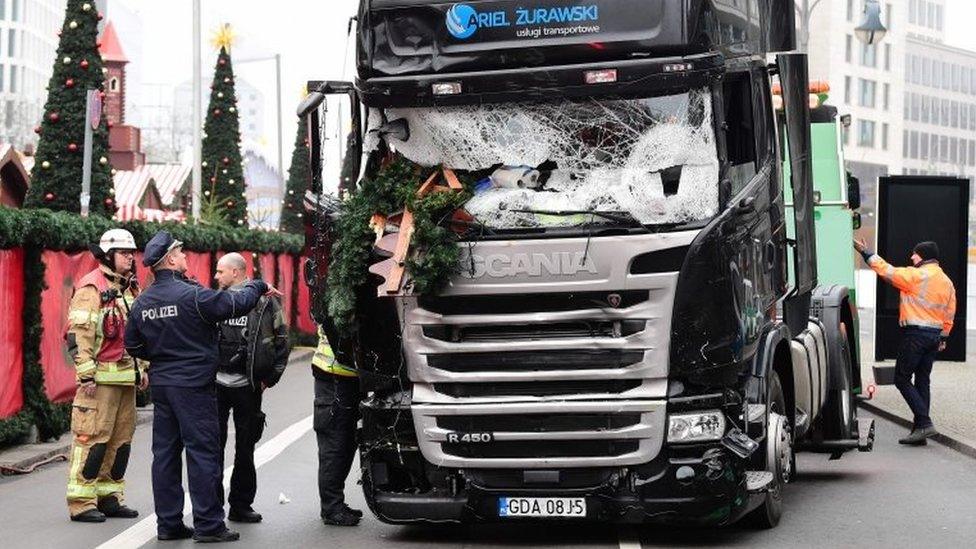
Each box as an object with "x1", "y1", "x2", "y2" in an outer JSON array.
[{"x1": 511, "y1": 209, "x2": 644, "y2": 227}]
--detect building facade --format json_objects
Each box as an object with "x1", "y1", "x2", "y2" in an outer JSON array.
[{"x1": 0, "y1": 0, "x2": 66, "y2": 149}]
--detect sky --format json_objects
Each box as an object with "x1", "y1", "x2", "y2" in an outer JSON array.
[
  {"x1": 115, "y1": 0, "x2": 976, "y2": 171},
  {"x1": 117, "y1": 0, "x2": 361, "y2": 172}
]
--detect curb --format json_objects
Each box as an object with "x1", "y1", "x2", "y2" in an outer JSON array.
[
  {"x1": 858, "y1": 400, "x2": 976, "y2": 460},
  {"x1": 0, "y1": 410, "x2": 153, "y2": 474}
]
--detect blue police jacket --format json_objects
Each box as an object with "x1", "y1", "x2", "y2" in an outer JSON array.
[{"x1": 124, "y1": 269, "x2": 269, "y2": 387}]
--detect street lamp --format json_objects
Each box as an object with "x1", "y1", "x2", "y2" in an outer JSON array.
[{"x1": 855, "y1": 0, "x2": 887, "y2": 46}]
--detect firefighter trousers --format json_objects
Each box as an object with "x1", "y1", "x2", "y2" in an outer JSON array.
[{"x1": 66, "y1": 384, "x2": 136, "y2": 517}]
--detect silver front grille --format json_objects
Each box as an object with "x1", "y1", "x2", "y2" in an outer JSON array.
[{"x1": 402, "y1": 231, "x2": 699, "y2": 468}]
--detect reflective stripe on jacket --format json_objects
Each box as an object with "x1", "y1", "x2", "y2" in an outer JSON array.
[
  {"x1": 67, "y1": 266, "x2": 140, "y2": 385},
  {"x1": 312, "y1": 328, "x2": 356, "y2": 377},
  {"x1": 867, "y1": 255, "x2": 957, "y2": 336}
]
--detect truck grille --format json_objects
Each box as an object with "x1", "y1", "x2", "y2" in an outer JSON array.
[
  {"x1": 413, "y1": 401, "x2": 665, "y2": 469},
  {"x1": 401, "y1": 232, "x2": 696, "y2": 468}
]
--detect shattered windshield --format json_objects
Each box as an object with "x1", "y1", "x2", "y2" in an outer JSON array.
[{"x1": 379, "y1": 88, "x2": 719, "y2": 229}]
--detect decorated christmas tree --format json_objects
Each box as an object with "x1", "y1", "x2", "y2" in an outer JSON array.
[
  {"x1": 201, "y1": 24, "x2": 247, "y2": 226},
  {"x1": 25, "y1": 0, "x2": 113, "y2": 215},
  {"x1": 280, "y1": 117, "x2": 310, "y2": 234}
]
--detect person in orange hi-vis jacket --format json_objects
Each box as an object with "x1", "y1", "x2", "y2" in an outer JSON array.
[{"x1": 855, "y1": 238, "x2": 956, "y2": 446}]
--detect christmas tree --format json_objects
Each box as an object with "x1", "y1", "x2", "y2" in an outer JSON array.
[
  {"x1": 201, "y1": 24, "x2": 247, "y2": 226},
  {"x1": 25, "y1": 0, "x2": 113, "y2": 215},
  {"x1": 280, "y1": 117, "x2": 310, "y2": 234}
]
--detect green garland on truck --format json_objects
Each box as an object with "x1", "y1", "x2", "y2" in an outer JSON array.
[
  {"x1": 0, "y1": 209, "x2": 304, "y2": 447},
  {"x1": 326, "y1": 157, "x2": 472, "y2": 334}
]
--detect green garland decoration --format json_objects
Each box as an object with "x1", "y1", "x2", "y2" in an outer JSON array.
[
  {"x1": 326, "y1": 156, "x2": 472, "y2": 335},
  {"x1": 0, "y1": 209, "x2": 305, "y2": 447}
]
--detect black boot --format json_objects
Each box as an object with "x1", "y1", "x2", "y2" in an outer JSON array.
[
  {"x1": 98, "y1": 496, "x2": 139, "y2": 518},
  {"x1": 193, "y1": 528, "x2": 241, "y2": 543},
  {"x1": 322, "y1": 506, "x2": 361, "y2": 526},
  {"x1": 341, "y1": 504, "x2": 364, "y2": 518},
  {"x1": 157, "y1": 524, "x2": 194, "y2": 541},
  {"x1": 228, "y1": 507, "x2": 263, "y2": 523},
  {"x1": 70, "y1": 509, "x2": 107, "y2": 523}
]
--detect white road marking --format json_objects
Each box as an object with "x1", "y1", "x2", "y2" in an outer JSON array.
[
  {"x1": 618, "y1": 527, "x2": 642, "y2": 549},
  {"x1": 95, "y1": 415, "x2": 313, "y2": 549}
]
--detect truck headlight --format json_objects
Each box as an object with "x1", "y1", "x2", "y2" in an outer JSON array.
[{"x1": 667, "y1": 411, "x2": 726, "y2": 443}]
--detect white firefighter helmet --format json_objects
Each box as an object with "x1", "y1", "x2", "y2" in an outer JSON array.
[{"x1": 98, "y1": 228, "x2": 137, "y2": 254}]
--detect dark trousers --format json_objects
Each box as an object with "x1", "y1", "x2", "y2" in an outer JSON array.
[
  {"x1": 313, "y1": 374, "x2": 360, "y2": 516},
  {"x1": 217, "y1": 385, "x2": 264, "y2": 511},
  {"x1": 894, "y1": 329, "x2": 941, "y2": 429},
  {"x1": 150, "y1": 385, "x2": 225, "y2": 536}
]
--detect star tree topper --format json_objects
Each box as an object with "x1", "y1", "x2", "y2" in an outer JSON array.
[{"x1": 210, "y1": 23, "x2": 237, "y2": 52}]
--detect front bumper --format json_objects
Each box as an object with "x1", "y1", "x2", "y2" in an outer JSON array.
[{"x1": 362, "y1": 443, "x2": 759, "y2": 525}]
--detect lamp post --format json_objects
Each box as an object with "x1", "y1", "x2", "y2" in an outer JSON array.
[
  {"x1": 854, "y1": 0, "x2": 888, "y2": 46},
  {"x1": 191, "y1": 0, "x2": 202, "y2": 221}
]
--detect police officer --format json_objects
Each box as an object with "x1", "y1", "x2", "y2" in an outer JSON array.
[
  {"x1": 312, "y1": 323, "x2": 363, "y2": 526},
  {"x1": 66, "y1": 229, "x2": 145, "y2": 523},
  {"x1": 855, "y1": 238, "x2": 957, "y2": 445},
  {"x1": 213, "y1": 253, "x2": 289, "y2": 524},
  {"x1": 124, "y1": 231, "x2": 271, "y2": 543}
]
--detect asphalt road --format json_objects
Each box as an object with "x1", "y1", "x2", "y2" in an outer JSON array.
[{"x1": 2, "y1": 352, "x2": 976, "y2": 549}]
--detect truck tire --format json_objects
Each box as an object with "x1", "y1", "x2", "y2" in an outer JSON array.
[
  {"x1": 821, "y1": 323, "x2": 857, "y2": 440},
  {"x1": 746, "y1": 370, "x2": 793, "y2": 529}
]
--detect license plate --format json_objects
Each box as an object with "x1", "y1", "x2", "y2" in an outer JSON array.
[{"x1": 498, "y1": 497, "x2": 587, "y2": 518}]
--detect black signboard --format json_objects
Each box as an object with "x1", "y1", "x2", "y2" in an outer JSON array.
[{"x1": 875, "y1": 176, "x2": 968, "y2": 362}]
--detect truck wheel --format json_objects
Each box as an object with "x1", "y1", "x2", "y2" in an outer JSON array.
[
  {"x1": 822, "y1": 323, "x2": 857, "y2": 440},
  {"x1": 747, "y1": 370, "x2": 792, "y2": 529}
]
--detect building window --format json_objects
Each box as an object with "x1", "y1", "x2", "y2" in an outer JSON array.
[
  {"x1": 858, "y1": 120, "x2": 876, "y2": 148},
  {"x1": 886, "y1": 4, "x2": 893, "y2": 32},
  {"x1": 861, "y1": 42, "x2": 877, "y2": 68},
  {"x1": 0, "y1": 0, "x2": 5, "y2": 21},
  {"x1": 109, "y1": 77, "x2": 119, "y2": 92},
  {"x1": 847, "y1": 0, "x2": 854, "y2": 22},
  {"x1": 941, "y1": 135, "x2": 949, "y2": 162},
  {"x1": 6, "y1": 28, "x2": 13, "y2": 57},
  {"x1": 965, "y1": 68, "x2": 972, "y2": 95},
  {"x1": 845, "y1": 35, "x2": 853, "y2": 64},
  {"x1": 936, "y1": 4, "x2": 944, "y2": 31},
  {"x1": 910, "y1": 0, "x2": 917, "y2": 24},
  {"x1": 933, "y1": 60, "x2": 942, "y2": 88},
  {"x1": 882, "y1": 123, "x2": 889, "y2": 151},
  {"x1": 920, "y1": 132, "x2": 929, "y2": 160},
  {"x1": 969, "y1": 141, "x2": 975, "y2": 167},
  {"x1": 950, "y1": 137, "x2": 958, "y2": 164},
  {"x1": 845, "y1": 76, "x2": 852, "y2": 105},
  {"x1": 884, "y1": 44, "x2": 891, "y2": 72},
  {"x1": 859, "y1": 78, "x2": 877, "y2": 108},
  {"x1": 952, "y1": 101, "x2": 960, "y2": 128},
  {"x1": 952, "y1": 64, "x2": 960, "y2": 92},
  {"x1": 883, "y1": 83, "x2": 890, "y2": 111},
  {"x1": 910, "y1": 131, "x2": 919, "y2": 159},
  {"x1": 10, "y1": 0, "x2": 17, "y2": 22},
  {"x1": 943, "y1": 62, "x2": 950, "y2": 90}
]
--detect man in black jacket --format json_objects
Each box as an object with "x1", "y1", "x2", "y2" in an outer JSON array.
[
  {"x1": 213, "y1": 253, "x2": 289, "y2": 524},
  {"x1": 125, "y1": 232, "x2": 273, "y2": 544}
]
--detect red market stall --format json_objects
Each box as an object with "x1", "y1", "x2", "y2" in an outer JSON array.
[{"x1": 0, "y1": 249, "x2": 25, "y2": 419}]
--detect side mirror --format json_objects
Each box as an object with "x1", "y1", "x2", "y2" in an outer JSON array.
[
  {"x1": 302, "y1": 81, "x2": 363, "y2": 196},
  {"x1": 847, "y1": 172, "x2": 862, "y2": 210}
]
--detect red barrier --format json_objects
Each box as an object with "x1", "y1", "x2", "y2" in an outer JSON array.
[
  {"x1": 0, "y1": 249, "x2": 25, "y2": 419},
  {"x1": 258, "y1": 253, "x2": 276, "y2": 286},
  {"x1": 277, "y1": 254, "x2": 295, "y2": 326},
  {"x1": 184, "y1": 251, "x2": 212, "y2": 287},
  {"x1": 40, "y1": 251, "x2": 100, "y2": 403},
  {"x1": 296, "y1": 257, "x2": 315, "y2": 334}
]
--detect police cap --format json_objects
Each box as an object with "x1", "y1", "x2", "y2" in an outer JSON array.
[{"x1": 143, "y1": 230, "x2": 184, "y2": 267}]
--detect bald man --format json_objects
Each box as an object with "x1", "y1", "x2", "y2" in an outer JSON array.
[{"x1": 213, "y1": 253, "x2": 289, "y2": 523}]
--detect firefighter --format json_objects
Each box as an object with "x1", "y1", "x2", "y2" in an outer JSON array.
[
  {"x1": 124, "y1": 231, "x2": 272, "y2": 543},
  {"x1": 855, "y1": 238, "x2": 957, "y2": 445},
  {"x1": 312, "y1": 324, "x2": 363, "y2": 526},
  {"x1": 66, "y1": 229, "x2": 145, "y2": 523}
]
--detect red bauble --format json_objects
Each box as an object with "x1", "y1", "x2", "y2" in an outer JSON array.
[
  {"x1": 57, "y1": 31, "x2": 62, "y2": 37},
  {"x1": 226, "y1": 201, "x2": 235, "y2": 207},
  {"x1": 99, "y1": 91, "x2": 106, "y2": 98},
  {"x1": 44, "y1": 192, "x2": 55, "y2": 202},
  {"x1": 68, "y1": 143, "x2": 79, "y2": 152},
  {"x1": 107, "y1": 120, "x2": 114, "y2": 129},
  {"x1": 222, "y1": 157, "x2": 230, "y2": 165},
  {"x1": 97, "y1": 12, "x2": 104, "y2": 20},
  {"x1": 210, "y1": 177, "x2": 217, "y2": 183},
  {"x1": 213, "y1": 109, "x2": 222, "y2": 116},
  {"x1": 218, "y1": 58, "x2": 227, "y2": 66},
  {"x1": 104, "y1": 198, "x2": 114, "y2": 206},
  {"x1": 80, "y1": 59, "x2": 90, "y2": 69},
  {"x1": 49, "y1": 112, "x2": 60, "y2": 122},
  {"x1": 33, "y1": 126, "x2": 42, "y2": 134},
  {"x1": 65, "y1": 78, "x2": 75, "y2": 88}
]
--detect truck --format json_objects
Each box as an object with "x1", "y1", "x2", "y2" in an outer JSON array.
[{"x1": 299, "y1": 0, "x2": 874, "y2": 528}]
